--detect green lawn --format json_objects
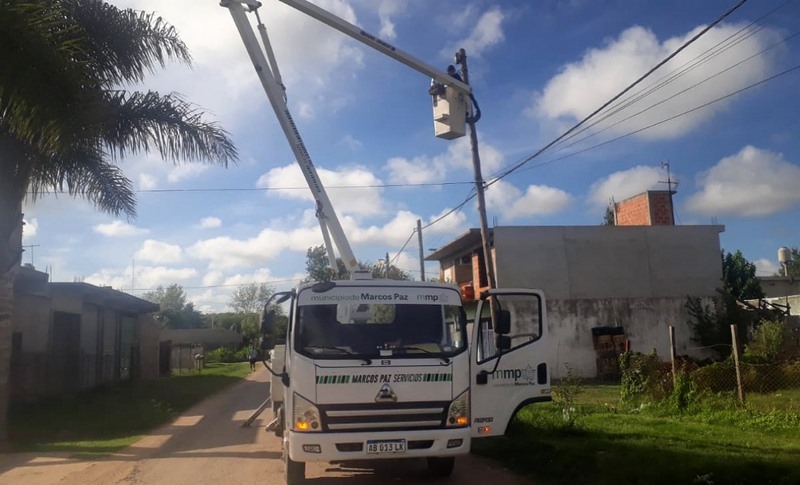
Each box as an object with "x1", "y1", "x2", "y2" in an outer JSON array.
[
  {"x1": 8, "y1": 362, "x2": 250, "y2": 454},
  {"x1": 472, "y1": 384, "x2": 800, "y2": 485}
]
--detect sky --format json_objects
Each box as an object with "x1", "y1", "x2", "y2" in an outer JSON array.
[{"x1": 20, "y1": 0, "x2": 800, "y2": 312}]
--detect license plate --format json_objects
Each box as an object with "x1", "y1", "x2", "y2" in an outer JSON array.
[{"x1": 366, "y1": 439, "x2": 406, "y2": 454}]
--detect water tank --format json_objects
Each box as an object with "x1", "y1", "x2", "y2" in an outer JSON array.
[{"x1": 778, "y1": 247, "x2": 792, "y2": 265}]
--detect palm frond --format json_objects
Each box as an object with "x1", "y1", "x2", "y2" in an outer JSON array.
[
  {"x1": 27, "y1": 141, "x2": 136, "y2": 217},
  {"x1": 100, "y1": 91, "x2": 237, "y2": 166},
  {"x1": 63, "y1": 0, "x2": 192, "y2": 85},
  {"x1": 0, "y1": 0, "x2": 97, "y2": 153}
]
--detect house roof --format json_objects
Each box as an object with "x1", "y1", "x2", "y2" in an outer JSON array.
[
  {"x1": 49, "y1": 282, "x2": 159, "y2": 314},
  {"x1": 425, "y1": 228, "x2": 489, "y2": 262}
]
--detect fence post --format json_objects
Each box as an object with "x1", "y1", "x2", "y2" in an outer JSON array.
[
  {"x1": 669, "y1": 326, "x2": 677, "y2": 385},
  {"x1": 730, "y1": 324, "x2": 745, "y2": 404}
]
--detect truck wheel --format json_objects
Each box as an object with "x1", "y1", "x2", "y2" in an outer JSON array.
[
  {"x1": 284, "y1": 453, "x2": 305, "y2": 484},
  {"x1": 427, "y1": 456, "x2": 455, "y2": 477}
]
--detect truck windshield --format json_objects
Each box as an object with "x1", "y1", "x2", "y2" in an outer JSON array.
[{"x1": 294, "y1": 301, "x2": 467, "y2": 360}]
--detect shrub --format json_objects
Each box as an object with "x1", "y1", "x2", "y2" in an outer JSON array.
[
  {"x1": 691, "y1": 359, "x2": 737, "y2": 393},
  {"x1": 619, "y1": 350, "x2": 664, "y2": 403},
  {"x1": 744, "y1": 319, "x2": 789, "y2": 364},
  {"x1": 205, "y1": 347, "x2": 249, "y2": 364}
]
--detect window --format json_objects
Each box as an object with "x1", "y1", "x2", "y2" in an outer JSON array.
[{"x1": 476, "y1": 293, "x2": 542, "y2": 363}]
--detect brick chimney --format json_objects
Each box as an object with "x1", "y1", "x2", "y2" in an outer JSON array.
[{"x1": 614, "y1": 190, "x2": 675, "y2": 226}]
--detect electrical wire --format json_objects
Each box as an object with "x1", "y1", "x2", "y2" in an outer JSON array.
[
  {"x1": 488, "y1": 0, "x2": 751, "y2": 184},
  {"x1": 502, "y1": 62, "x2": 800, "y2": 176}
]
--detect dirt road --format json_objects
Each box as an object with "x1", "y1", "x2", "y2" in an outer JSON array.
[{"x1": 0, "y1": 369, "x2": 531, "y2": 484}]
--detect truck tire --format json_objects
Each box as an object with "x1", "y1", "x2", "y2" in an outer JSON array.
[
  {"x1": 284, "y1": 452, "x2": 305, "y2": 484},
  {"x1": 427, "y1": 456, "x2": 455, "y2": 477}
]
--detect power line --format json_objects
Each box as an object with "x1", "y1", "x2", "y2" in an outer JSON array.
[
  {"x1": 123, "y1": 277, "x2": 303, "y2": 292},
  {"x1": 503, "y1": 62, "x2": 800, "y2": 176},
  {"x1": 488, "y1": 0, "x2": 751, "y2": 185}
]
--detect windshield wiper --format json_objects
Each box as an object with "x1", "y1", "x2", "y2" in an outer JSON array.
[
  {"x1": 305, "y1": 345, "x2": 372, "y2": 365},
  {"x1": 394, "y1": 346, "x2": 451, "y2": 365}
]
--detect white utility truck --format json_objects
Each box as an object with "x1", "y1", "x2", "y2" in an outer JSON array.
[{"x1": 220, "y1": 1, "x2": 552, "y2": 482}]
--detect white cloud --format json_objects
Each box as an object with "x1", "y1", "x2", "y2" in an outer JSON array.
[
  {"x1": 199, "y1": 217, "x2": 222, "y2": 229},
  {"x1": 386, "y1": 137, "x2": 504, "y2": 185},
  {"x1": 486, "y1": 180, "x2": 572, "y2": 220},
  {"x1": 441, "y1": 8, "x2": 505, "y2": 58},
  {"x1": 93, "y1": 220, "x2": 150, "y2": 237},
  {"x1": 22, "y1": 218, "x2": 38, "y2": 241},
  {"x1": 340, "y1": 134, "x2": 363, "y2": 151},
  {"x1": 257, "y1": 164, "x2": 386, "y2": 217},
  {"x1": 377, "y1": 0, "x2": 404, "y2": 40},
  {"x1": 686, "y1": 146, "x2": 800, "y2": 217},
  {"x1": 533, "y1": 23, "x2": 779, "y2": 140},
  {"x1": 86, "y1": 265, "x2": 197, "y2": 291},
  {"x1": 110, "y1": 0, "x2": 366, "y2": 125},
  {"x1": 135, "y1": 240, "x2": 183, "y2": 264},
  {"x1": 138, "y1": 173, "x2": 157, "y2": 190},
  {"x1": 588, "y1": 165, "x2": 664, "y2": 207},
  {"x1": 167, "y1": 163, "x2": 209, "y2": 183},
  {"x1": 754, "y1": 258, "x2": 780, "y2": 277},
  {"x1": 188, "y1": 225, "x2": 322, "y2": 270}
]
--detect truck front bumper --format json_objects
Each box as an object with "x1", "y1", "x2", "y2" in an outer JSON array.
[{"x1": 286, "y1": 427, "x2": 471, "y2": 462}]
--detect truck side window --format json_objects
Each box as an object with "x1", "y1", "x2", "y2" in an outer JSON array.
[{"x1": 476, "y1": 294, "x2": 542, "y2": 364}]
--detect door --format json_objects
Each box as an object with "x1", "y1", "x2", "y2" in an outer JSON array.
[
  {"x1": 50, "y1": 311, "x2": 81, "y2": 396},
  {"x1": 470, "y1": 289, "x2": 551, "y2": 437}
]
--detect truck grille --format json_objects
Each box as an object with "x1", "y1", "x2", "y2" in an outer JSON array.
[{"x1": 319, "y1": 401, "x2": 449, "y2": 433}]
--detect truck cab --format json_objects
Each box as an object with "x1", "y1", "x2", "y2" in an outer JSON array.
[{"x1": 262, "y1": 279, "x2": 550, "y2": 483}]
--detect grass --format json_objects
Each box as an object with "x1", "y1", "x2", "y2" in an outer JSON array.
[
  {"x1": 8, "y1": 362, "x2": 250, "y2": 454},
  {"x1": 472, "y1": 383, "x2": 800, "y2": 485}
]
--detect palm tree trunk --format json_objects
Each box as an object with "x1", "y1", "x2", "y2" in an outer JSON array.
[
  {"x1": 0, "y1": 172, "x2": 23, "y2": 445},
  {"x1": 0, "y1": 268, "x2": 14, "y2": 445}
]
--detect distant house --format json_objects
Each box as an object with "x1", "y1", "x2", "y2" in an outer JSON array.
[
  {"x1": 11, "y1": 265, "x2": 159, "y2": 401},
  {"x1": 427, "y1": 220, "x2": 725, "y2": 378}
]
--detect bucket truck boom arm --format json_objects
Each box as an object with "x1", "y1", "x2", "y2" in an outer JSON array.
[{"x1": 221, "y1": 0, "x2": 472, "y2": 276}]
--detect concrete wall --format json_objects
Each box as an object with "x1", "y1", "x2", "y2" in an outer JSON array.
[
  {"x1": 760, "y1": 277, "x2": 800, "y2": 300},
  {"x1": 12, "y1": 293, "x2": 50, "y2": 353},
  {"x1": 546, "y1": 297, "x2": 716, "y2": 378},
  {"x1": 493, "y1": 225, "x2": 724, "y2": 300},
  {"x1": 138, "y1": 315, "x2": 160, "y2": 380},
  {"x1": 488, "y1": 225, "x2": 723, "y2": 378}
]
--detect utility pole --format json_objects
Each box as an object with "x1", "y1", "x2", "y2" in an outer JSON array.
[
  {"x1": 456, "y1": 48, "x2": 496, "y2": 290},
  {"x1": 417, "y1": 220, "x2": 425, "y2": 281},
  {"x1": 385, "y1": 252, "x2": 390, "y2": 278}
]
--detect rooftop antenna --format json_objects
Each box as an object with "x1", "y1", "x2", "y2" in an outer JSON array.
[
  {"x1": 22, "y1": 244, "x2": 40, "y2": 266},
  {"x1": 659, "y1": 161, "x2": 679, "y2": 224}
]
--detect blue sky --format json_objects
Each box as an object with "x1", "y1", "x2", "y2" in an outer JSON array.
[{"x1": 20, "y1": 0, "x2": 800, "y2": 311}]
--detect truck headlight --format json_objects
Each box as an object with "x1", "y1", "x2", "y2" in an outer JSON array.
[
  {"x1": 293, "y1": 393, "x2": 322, "y2": 432},
  {"x1": 446, "y1": 390, "x2": 469, "y2": 427}
]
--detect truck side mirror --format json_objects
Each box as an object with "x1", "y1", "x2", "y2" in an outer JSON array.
[
  {"x1": 495, "y1": 310, "x2": 511, "y2": 335},
  {"x1": 260, "y1": 306, "x2": 275, "y2": 335},
  {"x1": 495, "y1": 334, "x2": 511, "y2": 351},
  {"x1": 261, "y1": 334, "x2": 276, "y2": 351}
]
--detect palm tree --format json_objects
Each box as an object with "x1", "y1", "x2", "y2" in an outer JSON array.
[{"x1": 0, "y1": 0, "x2": 238, "y2": 441}]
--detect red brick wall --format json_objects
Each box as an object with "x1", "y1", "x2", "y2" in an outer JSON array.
[
  {"x1": 614, "y1": 193, "x2": 651, "y2": 226},
  {"x1": 648, "y1": 191, "x2": 674, "y2": 225},
  {"x1": 614, "y1": 191, "x2": 674, "y2": 226}
]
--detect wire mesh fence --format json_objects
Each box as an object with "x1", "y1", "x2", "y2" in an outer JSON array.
[{"x1": 603, "y1": 322, "x2": 800, "y2": 406}]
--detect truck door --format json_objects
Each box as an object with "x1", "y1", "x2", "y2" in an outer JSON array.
[{"x1": 470, "y1": 289, "x2": 551, "y2": 437}]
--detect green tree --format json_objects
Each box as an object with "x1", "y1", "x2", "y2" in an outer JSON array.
[
  {"x1": 228, "y1": 283, "x2": 285, "y2": 342},
  {"x1": 777, "y1": 247, "x2": 800, "y2": 278},
  {"x1": 142, "y1": 284, "x2": 203, "y2": 329},
  {"x1": 0, "y1": 1, "x2": 236, "y2": 440},
  {"x1": 303, "y1": 245, "x2": 413, "y2": 282},
  {"x1": 304, "y1": 245, "x2": 349, "y2": 282},
  {"x1": 602, "y1": 204, "x2": 615, "y2": 226},
  {"x1": 722, "y1": 250, "x2": 764, "y2": 300}
]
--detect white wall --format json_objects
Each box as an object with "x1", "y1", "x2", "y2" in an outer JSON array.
[
  {"x1": 493, "y1": 226, "x2": 724, "y2": 300},
  {"x1": 546, "y1": 297, "x2": 716, "y2": 378}
]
